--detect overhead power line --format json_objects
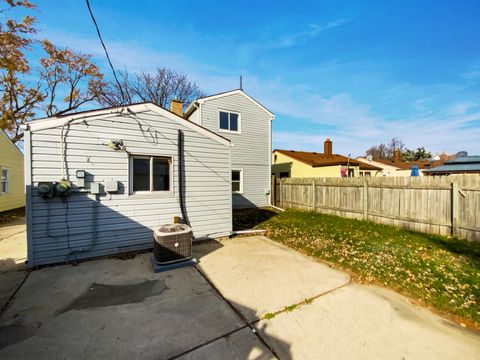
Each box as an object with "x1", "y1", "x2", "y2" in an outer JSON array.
[{"x1": 85, "y1": 0, "x2": 126, "y2": 103}]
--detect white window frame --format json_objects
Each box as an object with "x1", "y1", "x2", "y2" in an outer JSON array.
[
  {"x1": 129, "y1": 155, "x2": 173, "y2": 195},
  {"x1": 1, "y1": 167, "x2": 9, "y2": 194},
  {"x1": 218, "y1": 109, "x2": 241, "y2": 134},
  {"x1": 231, "y1": 168, "x2": 243, "y2": 194}
]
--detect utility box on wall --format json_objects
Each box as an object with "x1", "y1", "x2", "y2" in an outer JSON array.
[
  {"x1": 105, "y1": 180, "x2": 119, "y2": 193},
  {"x1": 90, "y1": 182, "x2": 101, "y2": 195}
]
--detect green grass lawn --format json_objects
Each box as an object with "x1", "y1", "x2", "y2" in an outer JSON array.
[{"x1": 234, "y1": 208, "x2": 480, "y2": 328}]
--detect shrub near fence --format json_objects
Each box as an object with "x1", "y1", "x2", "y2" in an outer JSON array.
[{"x1": 274, "y1": 175, "x2": 480, "y2": 242}]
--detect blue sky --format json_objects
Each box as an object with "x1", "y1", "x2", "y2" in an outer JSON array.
[{"x1": 31, "y1": 0, "x2": 480, "y2": 156}]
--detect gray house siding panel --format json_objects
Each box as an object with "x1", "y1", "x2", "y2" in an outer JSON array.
[
  {"x1": 197, "y1": 93, "x2": 271, "y2": 208},
  {"x1": 27, "y1": 109, "x2": 232, "y2": 267}
]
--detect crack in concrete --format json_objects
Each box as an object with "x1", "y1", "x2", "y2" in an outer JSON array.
[
  {"x1": 259, "y1": 277, "x2": 352, "y2": 321},
  {"x1": 189, "y1": 266, "x2": 281, "y2": 360}
]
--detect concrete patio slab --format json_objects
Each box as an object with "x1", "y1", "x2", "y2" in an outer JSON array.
[
  {"x1": 194, "y1": 236, "x2": 350, "y2": 322},
  {"x1": 178, "y1": 327, "x2": 276, "y2": 360},
  {"x1": 0, "y1": 217, "x2": 27, "y2": 273},
  {"x1": 0, "y1": 271, "x2": 27, "y2": 310},
  {"x1": 0, "y1": 254, "x2": 246, "y2": 360},
  {"x1": 255, "y1": 283, "x2": 480, "y2": 360}
]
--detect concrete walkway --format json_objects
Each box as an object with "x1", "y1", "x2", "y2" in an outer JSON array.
[
  {"x1": 0, "y1": 229, "x2": 479, "y2": 359},
  {"x1": 196, "y1": 236, "x2": 480, "y2": 360},
  {"x1": 0, "y1": 218, "x2": 28, "y2": 312}
]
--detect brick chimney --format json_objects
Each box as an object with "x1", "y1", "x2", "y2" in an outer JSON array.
[
  {"x1": 170, "y1": 98, "x2": 183, "y2": 116},
  {"x1": 324, "y1": 138, "x2": 333, "y2": 158}
]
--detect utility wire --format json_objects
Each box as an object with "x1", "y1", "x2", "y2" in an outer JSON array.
[{"x1": 85, "y1": 0, "x2": 126, "y2": 103}]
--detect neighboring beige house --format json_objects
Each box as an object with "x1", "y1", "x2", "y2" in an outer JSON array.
[
  {"x1": 357, "y1": 150, "x2": 443, "y2": 176},
  {"x1": 0, "y1": 130, "x2": 25, "y2": 212},
  {"x1": 356, "y1": 157, "x2": 405, "y2": 176},
  {"x1": 272, "y1": 138, "x2": 382, "y2": 178}
]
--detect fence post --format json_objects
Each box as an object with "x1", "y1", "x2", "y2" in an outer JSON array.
[
  {"x1": 280, "y1": 178, "x2": 284, "y2": 208},
  {"x1": 312, "y1": 178, "x2": 316, "y2": 212},
  {"x1": 451, "y1": 181, "x2": 459, "y2": 237},
  {"x1": 363, "y1": 179, "x2": 368, "y2": 220}
]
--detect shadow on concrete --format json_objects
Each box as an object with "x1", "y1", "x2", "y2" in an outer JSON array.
[
  {"x1": 232, "y1": 207, "x2": 280, "y2": 231},
  {"x1": 0, "y1": 256, "x2": 292, "y2": 359},
  {"x1": 226, "y1": 299, "x2": 292, "y2": 360},
  {"x1": 193, "y1": 239, "x2": 224, "y2": 261},
  {"x1": 0, "y1": 258, "x2": 26, "y2": 273}
]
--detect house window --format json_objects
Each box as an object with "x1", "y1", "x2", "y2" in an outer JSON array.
[
  {"x1": 1, "y1": 168, "x2": 9, "y2": 193},
  {"x1": 232, "y1": 169, "x2": 243, "y2": 193},
  {"x1": 219, "y1": 111, "x2": 240, "y2": 132},
  {"x1": 130, "y1": 156, "x2": 171, "y2": 193},
  {"x1": 279, "y1": 172, "x2": 290, "y2": 178}
]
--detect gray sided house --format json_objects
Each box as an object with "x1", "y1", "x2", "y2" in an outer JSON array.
[
  {"x1": 185, "y1": 90, "x2": 275, "y2": 208},
  {"x1": 23, "y1": 103, "x2": 232, "y2": 267}
]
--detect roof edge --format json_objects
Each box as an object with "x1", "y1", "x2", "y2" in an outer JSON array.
[
  {"x1": 23, "y1": 102, "x2": 230, "y2": 147},
  {"x1": 197, "y1": 89, "x2": 275, "y2": 119}
]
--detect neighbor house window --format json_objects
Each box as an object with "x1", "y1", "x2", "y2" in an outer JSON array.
[
  {"x1": 232, "y1": 169, "x2": 243, "y2": 193},
  {"x1": 1, "y1": 168, "x2": 9, "y2": 193},
  {"x1": 130, "y1": 156, "x2": 171, "y2": 193},
  {"x1": 219, "y1": 110, "x2": 240, "y2": 132},
  {"x1": 279, "y1": 172, "x2": 290, "y2": 178}
]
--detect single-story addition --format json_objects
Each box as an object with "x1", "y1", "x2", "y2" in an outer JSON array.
[
  {"x1": 0, "y1": 129, "x2": 25, "y2": 212},
  {"x1": 272, "y1": 138, "x2": 382, "y2": 179},
  {"x1": 22, "y1": 102, "x2": 234, "y2": 267}
]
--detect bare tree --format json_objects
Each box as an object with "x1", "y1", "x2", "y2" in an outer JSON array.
[
  {"x1": 386, "y1": 137, "x2": 406, "y2": 159},
  {"x1": 0, "y1": 1, "x2": 105, "y2": 142},
  {"x1": 98, "y1": 67, "x2": 205, "y2": 110},
  {"x1": 365, "y1": 143, "x2": 389, "y2": 159},
  {"x1": 365, "y1": 138, "x2": 406, "y2": 160}
]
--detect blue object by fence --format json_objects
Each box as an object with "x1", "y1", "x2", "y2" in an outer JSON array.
[{"x1": 410, "y1": 165, "x2": 420, "y2": 176}]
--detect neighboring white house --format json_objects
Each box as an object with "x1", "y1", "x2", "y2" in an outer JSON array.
[
  {"x1": 184, "y1": 89, "x2": 275, "y2": 208},
  {"x1": 23, "y1": 102, "x2": 233, "y2": 267}
]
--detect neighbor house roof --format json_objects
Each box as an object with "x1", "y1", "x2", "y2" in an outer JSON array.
[
  {"x1": 374, "y1": 158, "x2": 443, "y2": 170},
  {"x1": 423, "y1": 155, "x2": 480, "y2": 174},
  {"x1": 274, "y1": 149, "x2": 382, "y2": 170},
  {"x1": 21, "y1": 102, "x2": 231, "y2": 147},
  {"x1": 185, "y1": 89, "x2": 275, "y2": 119}
]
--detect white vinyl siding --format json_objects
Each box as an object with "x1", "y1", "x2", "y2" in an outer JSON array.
[
  {"x1": 26, "y1": 109, "x2": 232, "y2": 267},
  {"x1": 197, "y1": 93, "x2": 271, "y2": 208}
]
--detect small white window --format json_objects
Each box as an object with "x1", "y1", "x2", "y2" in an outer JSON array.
[
  {"x1": 219, "y1": 110, "x2": 240, "y2": 133},
  {"x1": 232, "y1": 169, "x2": 243, "y2": 193},
  {"x1": 130, "y1": 156, "x2": 171, "y2": 194},
  {"x1": 1, "y1": 168, "x2": 9, "y2": 193}
]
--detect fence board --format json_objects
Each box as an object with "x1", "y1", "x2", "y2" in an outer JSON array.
[{"x1": 276, "y1": 175, "x2": 480, "y2": 242}]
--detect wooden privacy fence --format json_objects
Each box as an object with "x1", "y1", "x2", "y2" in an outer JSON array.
[{"x1": 273, "y1": 175, "x2": 480, "y2": 242}]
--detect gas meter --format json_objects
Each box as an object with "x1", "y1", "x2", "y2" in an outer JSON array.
[
  {"x1": 55, "y1": 180, "x2": 72, "y2": 196},
  {"x1": 38, "y1": 182, "x2": 55, "y2": 198}
]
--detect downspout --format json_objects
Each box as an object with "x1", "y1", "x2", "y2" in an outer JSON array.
[{"x1": 178, "y1": 129, "x2": 190, "y2": 226}]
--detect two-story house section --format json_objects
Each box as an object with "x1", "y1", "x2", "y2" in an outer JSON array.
[{"x1": 184, "y1": 89, "x2": 275, "y2": 209}]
